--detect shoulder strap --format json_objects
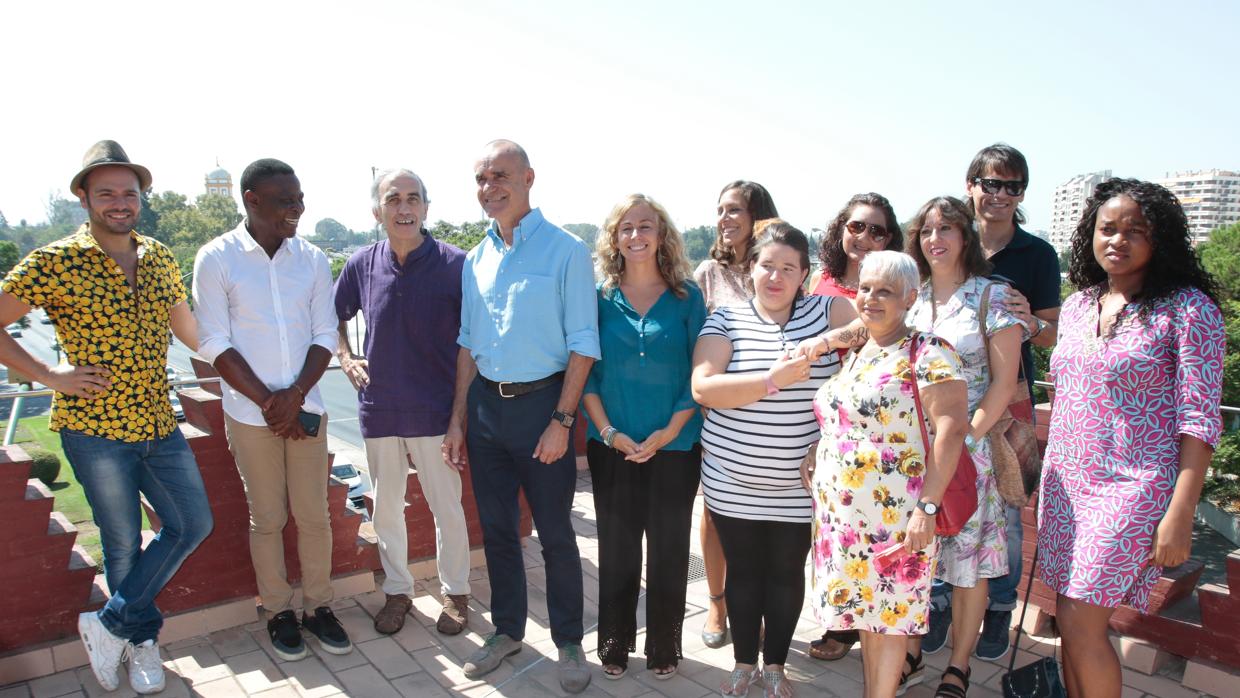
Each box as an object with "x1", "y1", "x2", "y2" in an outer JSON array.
[
  {"x1": 908, "y1": 333, "x2": 933, "y2": 454},
  {"x1": 1008, "y1": 546, "x2": 1044, "y2": 673}
]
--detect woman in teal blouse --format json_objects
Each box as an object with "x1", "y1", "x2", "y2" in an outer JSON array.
[{"x1": 583, "y1": 193, "x2": 706, "y2": 682}]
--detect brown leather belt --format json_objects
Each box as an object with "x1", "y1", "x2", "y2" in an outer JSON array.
[{"x1": 478, "y1": 371, "x2": 564, "y2": 398}]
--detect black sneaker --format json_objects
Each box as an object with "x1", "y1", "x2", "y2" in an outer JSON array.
[
  {"x1": 974, "y1": 609, "x2": 1013, "y2": 661},
  {"x1": 922, "y1": 604, "x2": 951, "y2": 655},
  {"x1": 302, "y1": 606, "x2": 353, "y2": 655},
  {"x1": 267, "y1": 610, "x2": 307, "y2": 661}
]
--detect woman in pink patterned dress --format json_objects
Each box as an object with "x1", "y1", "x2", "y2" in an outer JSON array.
[{"x1": 1039, "y1": 178, "x2": 1224, "y2": 698}]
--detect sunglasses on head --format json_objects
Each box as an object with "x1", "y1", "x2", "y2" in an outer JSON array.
[
  {"x1": 971, "y1": 177, "x2": 1027, "y2": 197},
  {"x1": 844, "y1": 220, "x2": 890, "y2": 242}
]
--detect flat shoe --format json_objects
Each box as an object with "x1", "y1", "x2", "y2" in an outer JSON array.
[
  {"x1": 653, "y1": 664, "x2": 677, "y2": 680},
  {"x1": 602, "y1": 663, "x2": 627, "y2": 680}
]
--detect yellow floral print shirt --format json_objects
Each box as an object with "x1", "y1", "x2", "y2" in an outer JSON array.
[{"x1": 2, "y1": 225, "x2": 186, "y2": 441}]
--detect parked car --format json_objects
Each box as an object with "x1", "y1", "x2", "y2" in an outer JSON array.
[
  {"x1": 169, "y1": 393, "x2": 185, "y2": 422},
  {"x1": 38, "y1": 311, "x2": 51, "y2": 325},
  {"x1": 330, "y1": 457, "x2": 372, "y2": 510},
  {"x1": 5, "y1": 324, "x2": 21, "y2": 338}
]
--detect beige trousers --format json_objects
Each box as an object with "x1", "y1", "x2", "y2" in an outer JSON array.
[
  {"x1": 364, "y1": 435, "x2": 471, "y2": 597},
  {"x1": 225, "y1": 413, "x2": 334, "y2": 616}
]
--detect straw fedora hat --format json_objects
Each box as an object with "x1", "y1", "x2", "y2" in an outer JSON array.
[{"x1": 69, "y1": 140, "x2": 153, "y2": 193}]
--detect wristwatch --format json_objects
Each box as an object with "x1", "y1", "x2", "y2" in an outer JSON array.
[
  {"x1": 551, "y1": 410, "x2": 575, "y2": 429},
  {"x1": 1031, "y1": 317, "x2": 1049, "y2": 338},
  {"x1": 917, "y1": 500, "x2": 940, "y2": 516}
]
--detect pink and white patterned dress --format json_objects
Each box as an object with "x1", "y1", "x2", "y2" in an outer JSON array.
[{"x1": 1038, "y1": 287, "x2": 1224, "y2": 611}]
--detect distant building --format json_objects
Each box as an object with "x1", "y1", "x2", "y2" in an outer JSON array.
[
  {"x1": 1155, "y1": 169, "x2": 1240, "y2": 244},
  {"x1": 1049, "y1": 170, "x2": 1111, "y2": 252},
  {"x1": 204, "y1": 164, "x2": 233, "y2": 199}
]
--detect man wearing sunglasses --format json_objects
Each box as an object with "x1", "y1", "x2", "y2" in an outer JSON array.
[{"x1": 921, "y1": 143, "x2": 1061, "y2": 664}]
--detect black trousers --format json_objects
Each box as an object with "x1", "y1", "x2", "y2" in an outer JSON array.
[
  {"x1": 711, "y1": 511, "x2": 812, "y2": 666},
  {"x1": 587, "y1": 440, "x2": 701, "y2": 668}
]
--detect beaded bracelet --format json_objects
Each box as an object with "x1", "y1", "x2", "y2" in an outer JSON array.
[{"x1": 602, "y1": 426, "x2": 618, "y2": 448}]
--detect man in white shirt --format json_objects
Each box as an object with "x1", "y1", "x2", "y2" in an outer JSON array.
[{"x1": 192, "y1": 158, "x2": 351, "y2": 662}]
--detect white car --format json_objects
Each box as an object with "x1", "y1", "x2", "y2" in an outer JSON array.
[{"x1": 330, "y1": 458, "x2": 372, "y2": 510}]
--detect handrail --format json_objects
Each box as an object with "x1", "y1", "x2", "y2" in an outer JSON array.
[{"x1": 0, "y1": 373, "x2": 1235, "y2": 416}]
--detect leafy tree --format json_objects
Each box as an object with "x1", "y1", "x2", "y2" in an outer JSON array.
[
  {"x1": 0, "y1": 241, "x2": 20, "y2": 277},
  {"x1": 434, "y1": 220, "x2": 489, "y2": 252},
  {"x1": 315, "y1": 218, "x2": 350, "y2": 242},
  {"x1": 330, "y1": 256, "x2": 346, "y2": 280},
  {"x1": 196, "y1": 193, "x2": 242, "y2": 234},
  {"x1": 1200, "y1": 222, "x2": 1240, "y2": 302},
  {"x1": 683, "y1": 225, "x2": 714, "y2": 264},
  {"x1": 0, "y1": 211, "x2": 8, "y2": 231},
  {"x1": 135, "y1": 191, "x2": 160, "y2": 238},
  {"x1": 45, "y1": 194, "x2": 86, "y2": 231},
  {"x1": 563, "y1": 223, "x2": 599, "y2": 249}
]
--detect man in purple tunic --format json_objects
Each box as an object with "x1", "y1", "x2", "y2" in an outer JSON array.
[{"x1": 334, "y1": 169, "x2": 472, "y2": 635}]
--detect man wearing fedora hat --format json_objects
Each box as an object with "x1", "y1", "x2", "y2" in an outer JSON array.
[{"x1": 0, "y1": 140, "x2": 213, "y2": 694}]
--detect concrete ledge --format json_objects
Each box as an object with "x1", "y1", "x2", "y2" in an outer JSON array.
[
  {"x1": 1197, "y1": 499, "x2": 1240, "y2": 548},
  {"x1": 1183, "y1": 658, "x2": 1240, "y2": 698}
]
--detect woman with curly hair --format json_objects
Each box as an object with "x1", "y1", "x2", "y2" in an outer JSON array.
[
  {"x1": 1039, "y1": 178, "x2": 1224, "y2": 698},
  {"x1": 583, "y1": 194, "x2": 706, "y2": 681},
  {"x1": 905, "y1": 196, "x2": 1024, "y2": 698},
  {"x1": 808, "y1": 193, "x2": 905, "y2": 300},
  {"x1": 692, "y1": 180, "x2": 779, "y2": 649}
]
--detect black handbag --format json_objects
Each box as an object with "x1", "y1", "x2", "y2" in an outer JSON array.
[{"x1": 1001, "y1": 548, "x2": 1067, "y2": 698}]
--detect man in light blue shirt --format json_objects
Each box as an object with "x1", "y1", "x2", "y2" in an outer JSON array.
[{"x1": 443, "y1": 140, "x2": 599, "y2": 693}]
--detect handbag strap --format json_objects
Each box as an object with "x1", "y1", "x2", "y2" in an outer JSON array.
[
  {"x1": 907, "y1": 332, "x2": 934, "y2": 457},
  {"x1": 1008, "y1": 543, "x2": 1045, "y2": 673}
]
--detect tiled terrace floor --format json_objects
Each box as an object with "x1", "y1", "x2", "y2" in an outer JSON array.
[{"x1": 2, "y1": 471, "x2": 1230, "y2": 697}]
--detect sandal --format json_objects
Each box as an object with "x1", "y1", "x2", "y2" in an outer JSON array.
[
  {"x1": 808, "y1": 630, "x2": 859, "y2": 661},
  {"x1": 653, "y1": 664, "x2": 677, "y2": 680},
  {"x1": 895, "y1": 651, "x2": 924, "y2": 696},
  {"x1": 762, "y1": 668, "x2": 794, "y2": 698},
  {"x1": 602, "y1": 663, "x2": 627, "y2": 680},
  {"x1": 934, "y1": 665, "x2": 970, "y2": 698},
  {"x1": 720, "y1": 664, "x2": 759, "y2": 696},
  {"x1": 703, "y1": 593, "x2": 730, "y2": 648}
]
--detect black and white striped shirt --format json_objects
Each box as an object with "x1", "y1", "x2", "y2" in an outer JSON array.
[{"x1": 699, "y1": 295, "x2": 841, "y2": 523}]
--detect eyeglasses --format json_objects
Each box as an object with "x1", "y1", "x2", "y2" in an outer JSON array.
[
  {"x1": 971, "y1": 177, "x2": 1027, "y2": 197},
  {"x1": 844, "y1": 220, "x2": 890, "y2": 243}
]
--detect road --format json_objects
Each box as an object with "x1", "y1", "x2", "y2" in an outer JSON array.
[{"x1": 11, "y1": 316, "x2": 368, "y2": 449}]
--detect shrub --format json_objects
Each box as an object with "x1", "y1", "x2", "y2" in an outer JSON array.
[
  {"x1": 1214, "y1": 429, "x2": 1240, "y2": 478},
  {"x1": 25, "y1": 446, "x2": 61, "y2": 486}
]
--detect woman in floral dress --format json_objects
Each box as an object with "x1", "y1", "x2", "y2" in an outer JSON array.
[
  {"x1": 1039, "y1": 179, "x2": 1224, "y2": 698},
  {"x1": 805, "y1": 250, "x2": 970, "y2": 698},
  {"x1": 905, "y1": 197, "x2": 1025, "y2": 698}
]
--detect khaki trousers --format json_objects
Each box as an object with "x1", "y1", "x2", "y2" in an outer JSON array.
[
  {"x1": 364, "y1": 435, "x2": 471, "y2": 597},
  {"x1": 225, "y1": 413, "x2": 334, "y2": 616}
]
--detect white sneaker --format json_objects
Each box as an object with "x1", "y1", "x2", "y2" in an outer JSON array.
[
  {"x1": 127, "y1": 639, "x2": 166, "y2": 694},
  {"x1": 78, "y1": 612, "x2": 126, "y2": 691}
]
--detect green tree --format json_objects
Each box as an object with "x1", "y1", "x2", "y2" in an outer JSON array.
[
  {"x1": 196, "y1": 193, "x2": 242, "y2": 235},
  {"x1": 0, "y1": 241, "x2": 19, "y2": 277},
  {"x1": 436, "y1": 220, "x2": 489, "y2": 251},
  {"x1": 314, "y1": 218, "x2": 350, "y2": 244},
  {"x1": 683, "y1": 225, "x2": 714, "y2": 264},
  {"x1": 563, "y1": 223, "x2": 599, "y2": 249},
  {"x1": 1200, "y1": 222, "x2": 1240, "y2": 302}
]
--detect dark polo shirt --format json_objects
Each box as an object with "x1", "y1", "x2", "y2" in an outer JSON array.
[
  {"x1": 334, "y1": 235, "x2": 465, "y2": 439},
  {"x1": 988, "y1": 225, "x2": 1061, "y2": 395}
]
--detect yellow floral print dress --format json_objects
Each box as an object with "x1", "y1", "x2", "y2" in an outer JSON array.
[{"x1": 810, "y1": 333, "x2": 963, "y2": 634}]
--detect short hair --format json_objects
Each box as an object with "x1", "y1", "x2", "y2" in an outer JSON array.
[
  {"x1": 965, "y1": 143, "x2": 1028, "y2": 225},
  {"x1": 241, "y1": 158, "x2": 295, "y2": 193},
  {"x1": 371, "y1": 169, "x2": 429, "y2": 213},
  {"x1": 859, "y1": 250, "x2": 920, "y2": 297},
  {"x1": 904, "y1": 196, "x2": 992, "y2": 281},
  {"x1": 596, "y1": 194, "x2": 694, "y2": 299},
  {"x1": 747, "y1": 218, "x2": 811, "y2": 299},
  {"x1": 819, "y1": 193, "x2": 905, "y2": 281},
  {"x1": 711, "y1": 180, "x2": 779, "y2": 266},
  {"x1": 1068, "y1": 178, "x2": 1220, "y2": 336},
  {"x1": 483, "y1": 139, "x2": 531, "y2": 169}
]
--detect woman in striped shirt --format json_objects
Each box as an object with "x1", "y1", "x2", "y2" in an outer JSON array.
[{"x1": 692, "y1": 220, "x2": 856, "y2": 698}]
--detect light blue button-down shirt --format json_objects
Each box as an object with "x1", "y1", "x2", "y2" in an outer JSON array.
[{"x1": 458, "y1": 208, "x2": 600, "y2": 382}]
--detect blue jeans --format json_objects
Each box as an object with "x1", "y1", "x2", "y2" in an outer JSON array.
[
  {"x1": 61, "y1": 428, "x2": 213, "y2": 643},
  {"x1": 930, "y1": 503, "x2": 1023, "y2": 613},
  {"x1": 466, "y1": 376, "x2": 583, "y2": 647}
]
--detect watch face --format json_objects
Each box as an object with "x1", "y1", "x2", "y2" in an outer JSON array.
[{"x1": 920, "y1": 501, "x2": 938, "y2": 515}]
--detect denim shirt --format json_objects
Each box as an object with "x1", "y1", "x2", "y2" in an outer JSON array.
[{"x1": 458, "y1": 208, "x2": 600, "y2": 382}]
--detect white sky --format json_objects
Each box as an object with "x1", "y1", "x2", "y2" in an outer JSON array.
[{"x1": 3, "y1": 0, "x2": 1237, "y2": 236}]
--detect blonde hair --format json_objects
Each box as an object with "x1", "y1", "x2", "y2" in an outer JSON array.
[{"x1": 596, "y1": 194, "x2": 693, "y2": 299}]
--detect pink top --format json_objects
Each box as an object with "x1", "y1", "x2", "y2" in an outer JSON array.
[{"x1": 811, "y1": 273, "x2": 856, "y2": 299}]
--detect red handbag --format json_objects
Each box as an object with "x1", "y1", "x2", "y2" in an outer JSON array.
[{"x1": 908, "y1": 333, "x2": 978, "y2": 537}]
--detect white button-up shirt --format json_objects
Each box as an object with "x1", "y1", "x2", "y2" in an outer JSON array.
[{"x1": 192, "y1": 222, "x2": 336, "y2": 427}]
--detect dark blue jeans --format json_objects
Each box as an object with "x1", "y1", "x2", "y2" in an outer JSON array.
[
  {"x1": 466, "y1": 376, "x2": 583, "y2": 647},
  {"x1": 61, "y1": 428, "x2": 213, "y2": 643},
  {"x1": 930, "y1": 503, "x2": 1023, "y2": 613}
]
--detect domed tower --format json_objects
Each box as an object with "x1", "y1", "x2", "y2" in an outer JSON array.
[{"x1": 204, "y1": 163, "x2": 233, "y2": 198}]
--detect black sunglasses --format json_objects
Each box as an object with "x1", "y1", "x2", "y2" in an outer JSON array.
[
  {"x1": 971, "y1": 177, "x2": 1027, "y2": 197},
  {"x1": 844, "y1": 220, "x2": 890, "y2": 242}
]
